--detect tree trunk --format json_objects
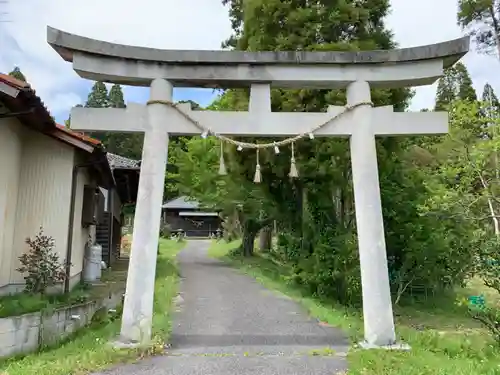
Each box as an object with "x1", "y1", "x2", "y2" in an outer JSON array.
[
  {"x1": 478, "y1": 173, "x2": 500, "y2": 237},
  {"x1": 242, "y1": 226, "x2": 257, "y2": 257},
  {"x1": 222, "y1": 210, "x2": 242, "y2": 241},
  {"x1": 489, "y1": 7, "x2": 500, "y2": 60},
  {"x1": 487, "y1": 197, "x2": 500, "y2": 237},
  {"x1": 259, "y1": 226, "x2": 272, "y2": 252},
  {"x1": 238, "y1": 211, "x2": 275, "y2": 257}
]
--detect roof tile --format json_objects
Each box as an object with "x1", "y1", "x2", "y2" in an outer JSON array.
[
  {"x1": 0, "y1": 73, "x2": 30, "y2": 89},
  {"x1": 55, "y1": 123, "x2": 101, "y2": 145},
  {"x1": 107, "y1": 153, "x2": 141, "y2": 169},
  {"x1": 0, "y1": 72, "x2": 101, "y2": 148}
]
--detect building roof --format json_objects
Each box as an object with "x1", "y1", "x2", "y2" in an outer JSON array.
[
  {"x1": 178, "y1": 211, "x2": 219, "y2": 217},
  {"x1": 0, "y1": 73, "x2": 114, "y2": 188},
  {"x1": 106, "y1": 153, "x2": 141, "y2": 204},
  {"x1": 55, "y1": 123, "x2": 101, "y2": 145},
  {"x1": 162, "y1": 196, "x2": 200, "y2": 209},
  {"x1": 107, "y1": 152, "x2": 141, "y2": 169},
  {"x1": 0, "y1": 73, "x2": 102, "y2": 150}
]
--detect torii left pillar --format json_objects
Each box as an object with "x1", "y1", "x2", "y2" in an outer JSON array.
[{"x1": 118, "y1": 78, "x2": 172, "y2": 345}]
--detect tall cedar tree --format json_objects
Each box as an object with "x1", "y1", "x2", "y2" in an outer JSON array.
[
  {"x1": 108, "y1": 84, "x2": 125, "y2": 109},
  {"x1": 107, "y1": 84, "x2": 144, "y2": 160},
  {"x1": 211, "y1": 0, "x2": 413, "y2": 261},
  {"x1": 85, "y1": 82, "x2": 110, "y2": 144},
  {"x1": 483, "y1": 82, "x2": 500, "y2": 109},
  {"x1": 85, "y1": 82, "x2": 109, "y2": 108},
  {"x1": 435, "y1": 62, "x2": 477, "y2": 110},
  {"x1": 84, "y1": 83, "x2": 144, "y2": 159},
  {"x1": 482, "y1": 83, "x2": 500, "y2": 129}
]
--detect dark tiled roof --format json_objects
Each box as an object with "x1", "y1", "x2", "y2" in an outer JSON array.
[
  {"x1": 107, "y1": 152, "x2": 141, "y2": 169},
  {"x1": 162, "y1": 196, "x2": 200, "y2": 209}
]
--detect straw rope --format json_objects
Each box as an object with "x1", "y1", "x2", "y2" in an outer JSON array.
[
  {"x1": 147, "y1": 98, "x2": 373, "y2": 182},
  {"x1": 146, "y1": 99, "x2": 373, "y2": 149}
]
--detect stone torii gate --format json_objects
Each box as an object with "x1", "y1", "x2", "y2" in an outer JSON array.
[{"x1": 47, "y1": 26, "x2": 469, "y2": 349}]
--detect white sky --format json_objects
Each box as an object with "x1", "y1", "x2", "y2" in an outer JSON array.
[{"x1": 0, "y1": 0, "x2": 498, "y2": 118}]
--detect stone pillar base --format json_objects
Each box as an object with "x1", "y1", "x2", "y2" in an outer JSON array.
[
  {"x1": 109, "y1": 336, "x2": 148, "y2": 350},
  {"x1": 357, "y1": 341, "x2": 411, "y2": 351}
]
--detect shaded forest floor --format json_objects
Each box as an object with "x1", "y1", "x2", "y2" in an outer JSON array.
[{"x1": 208, "y1": 240, "x2": 500, "y2": 375}]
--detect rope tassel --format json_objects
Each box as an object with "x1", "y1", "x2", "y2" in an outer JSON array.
[
  {"x1": 254, "y1": 148, "x2": 262, "y2": 183},
  {"x1": 218, "y1": 141, "x2": 227, "y2": 175},
  {"x1": 289, "y1": 142, "x2": 299, "y2": 178}
]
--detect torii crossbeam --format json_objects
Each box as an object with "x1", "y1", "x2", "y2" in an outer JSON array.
[{"x1": 47, "y1": 26, "x2": 469, "y2": 349}]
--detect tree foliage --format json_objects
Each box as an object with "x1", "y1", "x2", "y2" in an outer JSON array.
[
  {"x1": 216, "y1": 0, "x2": 412, "y2": 262},
  {"x1": 68, "y1": 84, "x2": 202, "y2": 210},
  {"x1": 172, "y1": 0, "x2": 481, "y2": 307},
  {"x1": 17, "y1": 227, "x2": 67, "y2": 295},
  {"x1": 85, "y1": 82, "x2": 109, "y2": 108},
  {"x1": 8, "y1": 66, "x2": 26, "y2": 82},
  {"x1": 435, "y1": 62, "x2": 477, "y2": 110},
  {"x1": 83, "y1": 82, "x2": 144, "y2": 159},
  {"x1": 424, "y1": 98, "x2": 500, "y2": 339},
  {"x1": 457, "y1": 0, "x2": 500, "y2": 55},
  {"x1": 482, "y1": 82, "x2": 500, "y2": 111}
]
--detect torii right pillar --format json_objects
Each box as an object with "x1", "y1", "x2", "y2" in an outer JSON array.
[{"x1": 347, "y1": 80, "x2": 396, "y2": 348}]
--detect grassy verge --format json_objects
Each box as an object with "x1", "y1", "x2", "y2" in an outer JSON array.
[
  {"x1": 0, "y1": 239, "x2": 184, "y2": 375},
  {"x1": 0, "y1": 257, "x2": 130, "y2": 319},
  {"x1": 0, "y1": 285, "x2": 92, "y2": 319},
  {"x1": 208, "y1": 240, "x2": 500, "y2": 375}
]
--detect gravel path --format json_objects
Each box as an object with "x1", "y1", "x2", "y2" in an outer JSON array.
[{"x1": 95, "y1": 240, "x2": 348, "y2": 375}]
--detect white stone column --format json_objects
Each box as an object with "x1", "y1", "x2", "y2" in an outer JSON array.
[
  {"x1": 119, "y1": 78, "x2": 172, "y2": 345},
  {"x1": 347, "y1": 80, "x2": 396, "y2": 347}
]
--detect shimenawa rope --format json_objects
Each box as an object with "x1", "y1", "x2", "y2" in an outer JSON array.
[{"x1": 146, "y1": 99, "x2": 373, "y2": 182}]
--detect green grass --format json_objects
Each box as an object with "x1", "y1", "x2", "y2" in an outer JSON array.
[
  {"x1": 208, "y1": 240, "x2": 500, "y2": 375},
  {"x1": 0, "y1": 285, "x2": 91, "y2": 318},
  {"x1": 0, "y1": 239, "x2": 184, "y2": 375},
  {"x1": 0, "y1": 258, "x2": 131, "y2": 319}
]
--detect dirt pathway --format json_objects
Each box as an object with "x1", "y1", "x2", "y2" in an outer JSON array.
[{"x1": 94, "y1": 240, "x2": 348, "y2": 375}]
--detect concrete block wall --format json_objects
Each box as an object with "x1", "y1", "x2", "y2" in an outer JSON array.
[
  {"x1": 0, "y1": 313, "x2": 41, "y2": 358},
  {"x1": 38, "y1": 301, "x2": 98, "y2": 346},
  {"x1": 0, "y1": 290, "x2": 123, "y2": 359}
]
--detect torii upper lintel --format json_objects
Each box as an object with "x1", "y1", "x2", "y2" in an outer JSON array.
[{"x1": 47, "y1": 26, "x2": 469, "y2": 89}]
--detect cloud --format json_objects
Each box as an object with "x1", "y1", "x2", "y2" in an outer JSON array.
[
  {"x1": 387, "y1": 0, "x2": 500, "y2": 110},
  {"x1": 0, "y1": 0, "x2": 498, "y2": 121},
  {"x1": 0, "y1": 0, "x2": 231, "y2": 121},
  {"x1": 49, "y1": 92, "x2": 83, "y2": 115}
]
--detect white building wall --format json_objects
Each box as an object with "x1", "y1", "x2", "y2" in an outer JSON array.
[
  {"x1": 70, "y1": 163, "x2": 91, "y2": 277},
  {"x1": 10, "y1": 128, "x2": 76, "y2": 284},
  {"x1": 99, "y1": 187, "x2": 122, "y2": 222},
  {"x1": 99, "y1": 187, "x2": 109, "y2": 212},
  {"x1": 0, "y1": 118, "x2": 23, "y2": 288},
  {"x1": 0, "y1": 119, "x2": 103, "y2": 294},
  {"x1": 112, "y1": 189, "x2": 122, "y2": 221}
]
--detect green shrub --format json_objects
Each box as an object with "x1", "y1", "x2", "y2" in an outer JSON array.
[
  {"x1": 159, "y1": 222, "x2": 172, "y2": 239},
  {"x1": 17, "y1": 227, "x2": 67, "y2": 295}
]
